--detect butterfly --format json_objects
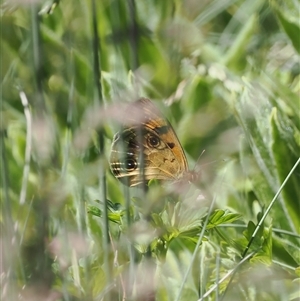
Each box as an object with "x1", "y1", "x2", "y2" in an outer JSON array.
[{"x1": 109, "y1": 98, "x2": 189, "y2": 187}]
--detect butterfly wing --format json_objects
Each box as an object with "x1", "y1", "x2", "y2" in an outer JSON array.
[{"x1": 110, "y1": 98, "x2": 188, "y2": 186}]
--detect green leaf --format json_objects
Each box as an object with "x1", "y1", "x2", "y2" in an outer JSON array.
[
  {"x1": 87, "y1": 200, "x2": 125, "y2": 224},
  {"x1": 91, "y1": 266, "x2": 106, "y2": 298},
  {"x1": 270, "y1": 108, "x2": 300, "y2": 232},
  {"x1": 222, "y1": 14, "x2": 258, "y2": 68},
  {"x1": 276, "y1": 9, "x2": 300, "y2": 54},
  {"x1": 87, "y1": 205, "x2": 102, "y2": 217},
  {"x1": 250, "y1": 225, "x2": 273, "y2": 265},
  {"x1": 272, "y1": 235, "x2": 299, "y2": 267},
  {"x1": 207, "y1": 209, "x2": 242, "y2": 229},
  {"x1": 243, "y1": 220, "x2": 263, "y2": 250}
]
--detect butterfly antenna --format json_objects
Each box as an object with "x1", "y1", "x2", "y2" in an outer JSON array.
[
  {"x1": 193, "y1": 149, "x2": 206, "y2": 170},
  {"x1": 194, "y1": 154, "x2": 227, "y2": 172},
  {"x1": 200, "y1": 158, "x2": 226, "y2": 168}
]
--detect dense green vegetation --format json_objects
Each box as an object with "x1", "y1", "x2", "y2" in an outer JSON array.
[{"x1": 1, "y1": 0, "x2": 299, "y2": 300}]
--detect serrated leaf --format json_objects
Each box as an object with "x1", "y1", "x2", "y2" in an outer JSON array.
[
  {"x1": 207, "y1": 210, "x2": 242, "y2": 229},
  {"x1": 243, "y1": 220, "x2": 263, "y2": 251},
  {"x1": 87, "y1": 201, "x2": 125, "y2": 224},
  {"x1": 209, "y1": 209, "x2": 225, "y2": 224},
  {"x1": 151, "y1": 213, "x2": 165, "y2": 228},
  {"x1": 250, "y1": 225, "x2": 272, "y2": 265},
  {"x1": 88, "y1": 205, "x2": 102, "y2": 217}
]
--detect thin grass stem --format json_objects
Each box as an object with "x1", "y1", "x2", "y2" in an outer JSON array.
[
  {"x1": 19, "y1": 91, "x2": 32, "y2": 205},
  {"x1": 175, "y1": 168, "x2": 228, "y2": 301},
  {"x1": 242, "y1": 157, "x2": 300, "y2": 258}
]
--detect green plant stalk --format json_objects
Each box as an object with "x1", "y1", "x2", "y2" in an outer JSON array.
[{"x1": 242, "y1": 157, "x2": 300, "y2": 258}]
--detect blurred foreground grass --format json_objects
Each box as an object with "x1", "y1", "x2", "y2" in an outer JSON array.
[{"x1": 1, "y1": 0, "x2": 300, "y2": 300}]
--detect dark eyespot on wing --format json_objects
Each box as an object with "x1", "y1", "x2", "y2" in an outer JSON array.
[
  {"x1": 167, "y1": 142, "x2": 175, "y2": 149},
  {"x1": 124, "y1": 157, "x2": 138, "y2": 171},
  {"x1": 147, "y1": 135, "x2": 160, "y2": 148}
]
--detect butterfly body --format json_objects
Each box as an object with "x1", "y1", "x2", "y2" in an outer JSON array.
[{"x1": 110, "y1": 98, "x2": 188, "y2": 187}]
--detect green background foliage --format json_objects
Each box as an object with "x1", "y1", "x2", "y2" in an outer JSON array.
[{"x1": 1, "y1": 0, "x2": 299, "y2": 300}]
